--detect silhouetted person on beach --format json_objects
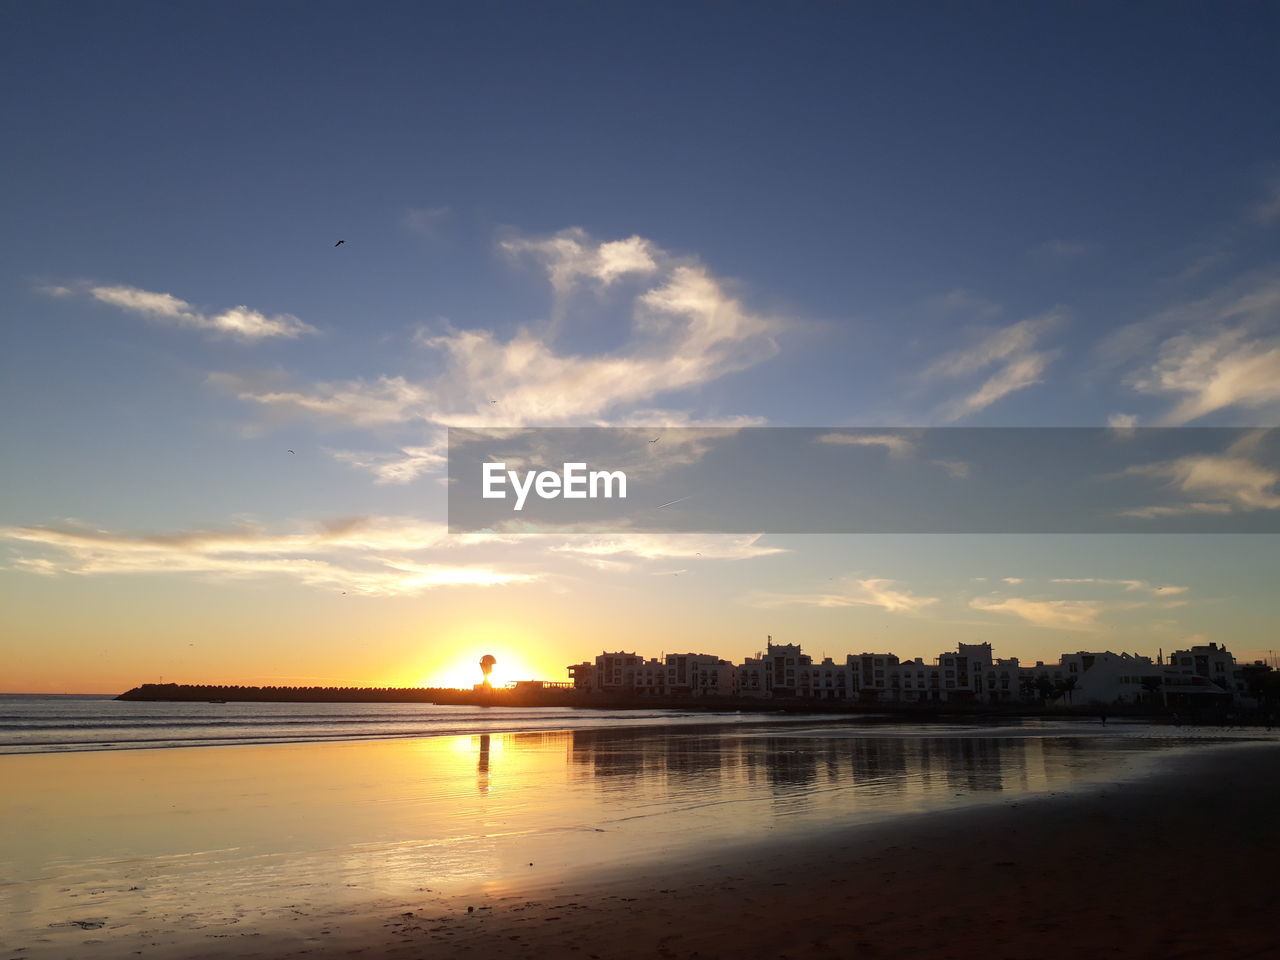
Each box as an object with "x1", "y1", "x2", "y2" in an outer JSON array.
[{"x1": 480, "y1": 654, "x2": 496, "y2": 688}]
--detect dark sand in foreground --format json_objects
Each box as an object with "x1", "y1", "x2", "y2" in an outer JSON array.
[{"x1": 183, "y1": 741, "x2": 1279, "y2": 960}]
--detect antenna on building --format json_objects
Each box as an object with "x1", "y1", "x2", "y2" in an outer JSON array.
[{"x1": 1158, "y1": 647, "x2": 1163, "y2": 665}]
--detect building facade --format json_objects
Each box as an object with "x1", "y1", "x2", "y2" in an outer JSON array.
[{"x1": 566, "y1": 639, "x2": 1258, "y2": 707}]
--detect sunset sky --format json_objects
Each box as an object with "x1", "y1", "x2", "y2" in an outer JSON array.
[{"x1": 3, "y1": 2, "x2": 1280, "y2": 692}]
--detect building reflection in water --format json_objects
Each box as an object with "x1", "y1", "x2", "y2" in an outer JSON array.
[{"x1": 563, "y1": 722, "x2": 1136, "y2": 828}]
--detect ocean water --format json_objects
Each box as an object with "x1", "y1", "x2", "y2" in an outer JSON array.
[
  {"x1": 2, "y1": 701, "x2": 1275, "y2": 959},
  {"x1": 0, "y1": 694, "x2": 783, "y2": 754}
]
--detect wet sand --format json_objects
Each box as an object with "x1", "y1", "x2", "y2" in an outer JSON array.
[{"x1": 169, "y1": 741, "x2": 1280, "y2": 959}]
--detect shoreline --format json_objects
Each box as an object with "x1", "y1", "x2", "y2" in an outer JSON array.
[
  {"x1": 6, "y1": 730, "x2": 1277, "y2": 960},
  {"x1": 246, "y1": 739, "x2": 1280, "y2": 960}
]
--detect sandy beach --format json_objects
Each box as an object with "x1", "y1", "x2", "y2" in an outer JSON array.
[
  {"x1": 247, "y1": 741, "x2": 1280, "y2": 960},
  {"x1": 4, "y1": 727, "x2": 1276, "y2": 960}
]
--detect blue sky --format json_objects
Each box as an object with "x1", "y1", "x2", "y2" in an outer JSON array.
[{"x1": 3, "y1": 2, "x2": 1280, "y2": 690}]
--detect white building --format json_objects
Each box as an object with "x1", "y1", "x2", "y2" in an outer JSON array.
[{"x1": 565, "y1": 639, "x2": 1251, "y2": 706}]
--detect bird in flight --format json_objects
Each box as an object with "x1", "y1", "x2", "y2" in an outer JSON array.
[
  {"x1": 649, "y1": 437, "x2": 660, "y2": 443},
  {"x1": 287, "y1": 449, "x2": 295, "y2": 454},
  {"x1": 334, "y1": 240, "x2": 345, "y2": 247},
  {"x1": 488, "y1": 399, "x2": 498, "y2": 404}
]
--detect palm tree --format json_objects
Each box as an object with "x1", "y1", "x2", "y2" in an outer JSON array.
[
  {"x1": 1056, "y1": 676, "x2": 1079, "y2": 704},
  {"x1": 1139, "y1": 675, "x2": 1163, "y2": 707}
]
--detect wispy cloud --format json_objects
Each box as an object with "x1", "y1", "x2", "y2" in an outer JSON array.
[
  {"x1": 500, "y1": 227, "x2": 659, "y2": 298},
  {"x1": 969, "y1": 596, "x2": 1102, "y2": 631},
  {"x1": 1, "y1": 518, "x2": 532, "y2": 596},
  {"x1": 921, "y1": 311, "x2": 1064, "y2": 421},
  {"x1": 1121, "y1": 453, "x2": 1280, "y2": 515},
  {"x1": 751, "y1": 577, "x2": 938, "y2": 614},
  {"x1": 326, "y1": 443, "x2": 448, "y2": 485},
  {"x1": 550, "y1": 532, "x2": 783, "y2": 563},
  {"x1": 815, "y1": 432, "x2": 915, "y2": 456},
  {"x1": 213, "y1": 228, "x2": 783, "y2": 480},
  {"x1": 1119, "y1": 432, "x2": 1280, "y2": 517},
  {"x1": 1049, "y1": 578, "x2": 1188, "y2": 596},
  {"x1": 1099, "y1": 268, "x2": 1280, "y2": 424},
  {"x1": 75, "y1": 284, "x2": 317, "y2": 340},
  {"x1": 814, "y1": 431, "x2": 970, "y2": 478},
  {"x1": 403, "y1": 205, "x2": 452, "y2": 241}
]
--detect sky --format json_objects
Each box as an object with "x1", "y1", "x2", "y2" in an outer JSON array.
[{"x1": 3, "y1": 1, "x2": 1280, "y2": 693}]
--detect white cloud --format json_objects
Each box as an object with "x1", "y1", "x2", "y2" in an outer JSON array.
[
  {"x1": 1121, "y1": 442, "x2": 1280, "y2": 516},
  {"x1": 214, "y1": 230, "x2": 783, "y2": 477},
  {"x1": 1049, "y1": 578, "x2": 1188, "y2": 595},
  {"x1": 1133, "y1": 324, "x2": 1280, "y2": 425},
  {"x1": 1100, "y1": 269, "x2": 1280, "y2": 424},
  {"x1": 327, "y1": 443, "x2": 448, "y2": 484},
  {"x1": 751, "y1": 578, "x2": 938, "y2": 614},
  {"x1": 922, "y1": 311, "x2": 1064, "y2": 421},
  {"x1": 550, "y1": 532, "x2": 783, "y2": 563},
  {"x1": 969, "y1": 596, "x2": 1102, "y2": 631},
  {"x1": 86, "y1": 285, "x2": 316, "y2": 340},
  {"x1": 207, "y1": 372, "x2": 430, "y2": 426},
  {"x1": 1, "y1": 518, "x2": 530, "y2": 596},
  {"x1": 500, "y1": 227, "x2": 659, "y2": 297},
  {"x1": 815, "y1": 432, "x2": 914, "y2": 456}
]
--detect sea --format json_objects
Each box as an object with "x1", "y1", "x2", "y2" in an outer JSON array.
[{"x1": 3, "y1": 693, "x2": 1278, "y2": 959}]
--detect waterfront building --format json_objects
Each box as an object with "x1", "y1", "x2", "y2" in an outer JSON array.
[{"x1": 565, "y1": 639, "x2": 1254, "y2": 706}]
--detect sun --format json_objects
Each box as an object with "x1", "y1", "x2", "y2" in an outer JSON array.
[{"x1": 422, "y1": 652, "x2": 535, "y2": 690}]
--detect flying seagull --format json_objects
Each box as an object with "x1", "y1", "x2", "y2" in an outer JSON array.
[
  {"x1": 287, "y1": 449, "x2": 295, "y2": 454},
  {"x1": 649, "y1": 437, "x2": 660, "y2": 443},
  {"x1": 334, "y1": 240, "x2": 345, "y2": 247}
]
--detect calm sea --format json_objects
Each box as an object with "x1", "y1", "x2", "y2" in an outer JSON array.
[{"x1": 0, "y1": 694, "x2": 824, "y2": 754}]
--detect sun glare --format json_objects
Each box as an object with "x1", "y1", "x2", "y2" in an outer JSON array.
[{"x1": 423, "y1": 652, "x2": 540, "y2": 690}]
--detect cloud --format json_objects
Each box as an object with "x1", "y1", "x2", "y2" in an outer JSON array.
[
  {"x1": 1049, "y1": 578, "x2": 1188, "y2": 595},
  {"x1": 922, "y1": 289, "x2": 1003, "y2": 322},
  {"x1": 815, "y1": 432, "x2": 914, "y2": 456},
  {"x1": 1252, "y1": 180, "x2": 1280, "y2": 225},
  {"x1": 403, "y1": 206, "x2": 452, "y2": 240},
  {"x1": 969, "y1": 596, "x2": 1102, "y2": 631},
  {"x1": 931, "y1": 459, "x2": 970, "y2": 479},
  {"x1": 751, "y1": 578, "x2": 938, "y2": 614},
  {"x1": 921, "y1": 311, "x2": 1064, "y2": 421},
  {"x1": 815, "y1": 432, "x2": 970, "y2": 478},
  {"x1": 83, "y1": 285, "x2": 316, "y2": 340},
  {"x1": 1120, "y1": 441, "x2": 1280, "y2": 516},
  {"x1": 214, "y1": 229, "x2": 783, "y2": 478},
  {"x1": 207, "y1": 372, "x2": 430, "y2": 426},
  {"x1": 1099, "y1": 269, "x2": 1280, "y2": 424},
  {"x1": 500, "y1": 227, "x2": 659, "y2": 298},
  {"x1": 327, "y1": 443, "x2": 448, "y2": 484},
  {"x1": 550, "y1": 532, "x2": 783, "y2": 562},
  {"x1": 1132, "y1": 324, "x2": 1280, "y2": 425},
  {"x1": 1, "y1": 518, "x2": 532, "y2": 596}
]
